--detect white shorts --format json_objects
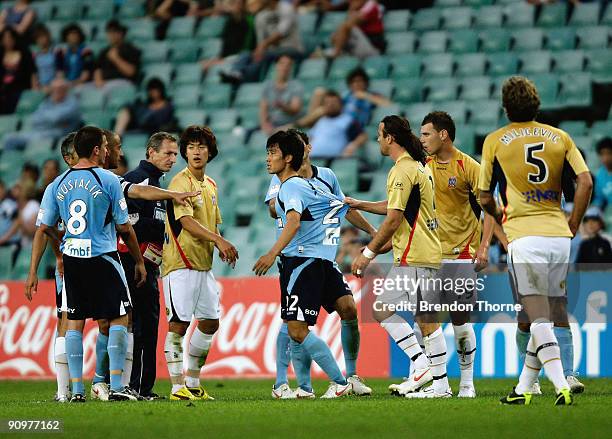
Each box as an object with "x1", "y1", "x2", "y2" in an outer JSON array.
[
  {"x1": 507, "y1": 236, "x2": 570, "y2": 297},
  {"x1": 376, "y1": 265, "x2": 440, "y2": 314},
  {"x1": 162, "y1": 269, "x2": 221, "y2": 322}
]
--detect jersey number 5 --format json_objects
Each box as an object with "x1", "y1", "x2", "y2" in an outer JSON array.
[
  {"x1": 525, "y1": 142, "x2": 548, "y2": 184},
  {"x1": 67, "y1": 199, "x2": 87, "y2": 235}
]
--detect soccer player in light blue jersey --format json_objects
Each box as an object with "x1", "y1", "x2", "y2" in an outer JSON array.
[
  {"x1": 264, "y1": 129, "x2": 374, "y2": 398},
  {"x1": 253, "y1": 130, "x2": 353, "y2": 399}
]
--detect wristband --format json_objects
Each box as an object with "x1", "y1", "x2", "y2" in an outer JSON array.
[{"x1": 362, "y1": 246, "x2": 376, "y2": 260}]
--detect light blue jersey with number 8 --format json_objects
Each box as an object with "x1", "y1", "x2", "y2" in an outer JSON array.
[
  {"x1": 38, "y1": 167, "x2": 129, "y2": 258},
  {"x1": 275, "y1": 176, "x2": 348, "y2": 262}
]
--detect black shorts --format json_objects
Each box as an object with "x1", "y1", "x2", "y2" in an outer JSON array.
[
  {"x1": 279, "y1": 256, "x2": 352, "y2": 326},
  {"x1": 54, "y1": 271, "x2": 64, "y2": 318},
  {"x1": 63, "y1": 252, "x2": 132, "y2": 320}
]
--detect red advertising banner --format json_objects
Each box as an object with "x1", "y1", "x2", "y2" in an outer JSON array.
[{"x1": 0, "y1": 278, "x2": 389, "y2": 380}]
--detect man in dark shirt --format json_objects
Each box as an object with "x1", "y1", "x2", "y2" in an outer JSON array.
[
  {"x1": 576, "y1": 207, "x2": 612, "y2": 265},
  {"x1": 118, "y1": 132, "x2": 180, "y2": 399},
  {"x1": 94, "y1": 20, "x2": 141, "y2": 92}
]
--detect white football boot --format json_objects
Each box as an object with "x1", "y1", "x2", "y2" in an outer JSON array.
[
  {"x1": 91, "y1": 382, "x2": 110, "y2": 401},
  {"x1": 388, "y1": 368, "x2": 433, "y2": 396},
  {"x1": 405, "y1": 385, "x2": 452, "y2": 399},
  {"x1": 348, "y1": 375, "x2": 372, "y2": 396},
  {"x1": 271, "y1": 383, "x2": 296, "y2": 399},
  {"x1": 566, "y1": 376, "x2": 585, "y2": 394},
  {"x1": 457, "y1": 384, "x2": 476, "y2": 398},
  {"x1": 293, "y1": 387, "x2": 316, "y2": 399},
  {"x1": 320, "y1": 381, "x2": 352, "y2": 399}
]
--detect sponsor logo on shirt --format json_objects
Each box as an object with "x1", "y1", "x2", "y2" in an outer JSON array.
[
  {"x1": 64, "y1": 238, "x2": 92, "y2": 258},
  {"x1": 119, "y1": 198, "x2": 127, "y2": 210}
]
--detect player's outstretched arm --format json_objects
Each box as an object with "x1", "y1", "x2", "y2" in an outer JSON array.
[
  {"x1": 253, "y1": 210, "x2": 301, "y2": 276},
  {"x1": 128, "y1": 184, "x2": 201, "y2": 206},
  {"x1": 344, "y1": 197, "x2": 388, "y2": 215},
  {"x1": 116, "y1": 222, "x2": 147, "y2": 287},
  {"x1": 25, "y1": 226, "x2": 50, "y2": 301},
  {"x1": 346, "y1": 208, "x2": 377, "y2": 237},
  {"x1": 268, "y1": 198, "x2": 278, "y2": 219},
  {"x1": 179, "y1": 216, "x2": 238, "y2": 265},
  {"x1": 568, "y1": 171, "x2": 593, "y2": 236}
]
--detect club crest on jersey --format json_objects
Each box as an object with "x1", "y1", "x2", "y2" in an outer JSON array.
[
  {"x1": 448, "y1": 176, "x2": 457, "y2": 188},
  {"x1": 211, "y1": 195, "x2": 216, "y2": 205}
]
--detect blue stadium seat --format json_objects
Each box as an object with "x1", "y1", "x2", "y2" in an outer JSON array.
[
  {"x1": 586, "y1": 49, "x2": 612, "y2": 83},
  {"x1": 84, "y1": 1, "x2": 115, "y2": 20},
  {"x1": 234, "y1": 83, "x2": 265, "y2": 107},
  {"x1": 440, "y1": 7, "x2": 473, "y2": 29},
  {"x1": 118, "y1": 1, "x2": 145, "y2": 19},
  {"x1": 455, "y1": 53, "x2": 486, "y2": 77},
  {"x1": 422, "y1": 54, "x2": 453, "y2": 77},
  {"x1": 53, "y1": 1, "x2": 83, "y2": 21},
  {"x1": 411, "y1": 8, "x2": 441, "y2": 31},
  {"x1": 479, "y1": 29, "x2": 511, "y2": 53},
  {"x1": 202, "y1": 83, "x2": 232, "y2": 108},
  {"x1": 569, "y1": 2, "x2": 601, "y2": 26},
  {"x1": 537, "y1": 3, "x2": 568, "y2": 27},
  {"x1": 486, "y1": 52, "x2": 519, "y2": 76},
  {"x1": 436, "y1": 0, "x2": 462, "y2": 6},
  {"x1": 545, "y1": 28, "x2": 576, "y2": 51},
  {"x1": 393, "y1": 78, "x2": 423, "y2": 104},
  {"x1": 0, "y1": 115, "x2": 19, "y2": 136},
  {"x1": 362, "y1": 56, "x2": 390, "y2": 79},
  {"x1": 559, "y1": 121, "x2": 587, "y2": 138},
  {"x1": 170, "y1": 40, "x2": 200, "y2": 63},
  {"x1": 558, "y1": 73, "x2": 592, "y2": 106},
  {"x1": 176, "y1": 109, "x2": 207, "y2": 128},
  {"x1": 468, "y1": 99, "x2": 500, "y2": 126},
  {"x1": 459, "y1": 76, "x2": 492, "y2": 101},
  {"x1": 504, "y1": 2, "x2": 535, "y2": 27},
  {"x1": 142, "y1": 63, "x2": 174, "y2": 85},
  {"x1": 390, "y1": 54, "x2": 422, "y2": 79},
  {"x1": 552, "y1": 50, "x2": 584, "y2": 73},
  {"x1": 519, "y1": 51, "x2": 552, "y2": 74},
  {"x1": 172, "y1": 84, "x2": 201, "y2": 108},
  {"x1": 436, "y1": 100, "x2": 467, "y2": 125},
  {"x1": 209, "y1": 109, "x2": 238, "y2": 133},
  {"x1": 464, "y1": 0, "x2": 493, "y2": 5},
  {"x1": 139, "y1": 41, "x2": 169, "y2": 64},
  {"x1": 603, "y1": 3, "x2": 612, "y2": 26},
  {"x1": 126, "y1": 19, "x2": 155, "y2": 42},
  {"x1": 79, "y1": 88, "x2": 106, "y2": 111},
  {"x1": 167, "y1": 17, "x2": 196, "y2": 40},
  {"x1": 474, "y1": 6, "x2": 503, "y2": 28},
  {"x1": 454, "y1": 124, "x2": 476, "y2": 155},
  {"x1": 195, "y1": 15, "x2": 227, "y2": 39},
  {"x1": 528, "y1": 73, "x2": 559, "y2": 109},
  {"x1": 174, "y1": 63, "x2": 203, "y2": 85},
  {"x1": 449, "y1": 29, "x2": 479, "y2": 54},
  {"x1": 425, "y1": 77, "x2": 457, "y2": 102},
  {"x1": 512, "y1": 28, "x2": 544, "y2": 51},
  {"x1": 297, "y1": 58, "x2": 328, "y2": 80},
  {"x1": 370, "y1": 79, "x2": 393, "y2": 99},
  {"x1": 418, "y1": 31, "x2": 448, "y2": 53},
  {"x1": 383, "y1": 9, "x2": 410, "y2": 32},
  {"x1": 576, "y1": 27, "x2": 609, "y2": 50},
  {"x1": 328, "y1": 56, "x2": 360, "y2": 80},
  {"x1": 404, "y1": 102, "x2": 434, "y2": 126},
  {"x1": 385, "y1": 32, "x2": 416, "y2": 54},
  {"x1": 15, "y1": 90, "x2": 45, "y2": 115}
]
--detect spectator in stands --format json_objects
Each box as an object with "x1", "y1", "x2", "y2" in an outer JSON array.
[
  {"x1": 39, "y1": 158, "x2": 60, "y2": 195},
  {"x1": 593, "y1": 137, "x2": 612, "y2": 211},
  {"x1": 15, "y1": 179, "x2": 39, "y2": 251},
  {"x1": 260, "y1": 55, "x2": 303, "y2": 134},
  {"x1": 152, "y1": 0, "x2": 198, "y2": 39},
  {"x1": 3, "y1": 78, "x2": 80, "y2": 150},
  {"x1": 193, "y1": 0, "x2": 239, "y2": 17},
  {"x1": 307, "y1": 90, "x2": 367, "y2": 159},
  {"x1": 220, "y1": 0, "x2": 302, "y2": 83},
  {"x1": 0, "y1": 0, "x2": 35, "y2": 38},
  {"x1": 0, "y1": 27, "x2": 36, "y2": 114},
  {"x1": 93, "y1": 20, "x2": 141, "y2": 94},
  {"x1": 19, "y1": 162, "x2": 39, "y2": 188},
  {"x1": 113, "y1": 77, "x2": 176, "y2": 136},
  {"x1": 59, "y1": 23, "x2": 94, "y2": 86},
  {"x1": 336, "y1": 226, "x2": 362, "y2": 272},
  {"x1": 0, "y1": 179, "x2": 20, "y2": 252},
  {"x1": 292, "y1": 0, "x2": 348, "y2": 12},
  {"x1": 576, "y1": 207, "x2": 612, "y2": 264},
  {"x1": 327, "y1": 0, "x2": 385, "y2": 58},
  {"x1": 32, "y1": 24, "x2": 61, "y2": 91}
]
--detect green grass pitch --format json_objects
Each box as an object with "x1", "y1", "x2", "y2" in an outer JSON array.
[{"x1": 0, "y1": 378, "x2": 610, "y2": 438}]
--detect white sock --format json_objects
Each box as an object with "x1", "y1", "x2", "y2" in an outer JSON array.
[
  {"x1": 381, "y1": 315, "x2": 428, "y2": 371},
  {"x1": 165, "y1": 332, "x2": 185, "y2": 393},
  {"x1": 453, "y1": 323, "x2": 476, "y2": 386},
  {"x1": 423, "y1": 327, "x2": 450, "y2": 394},
  {"x1": 122, "y1": 332, "x2": 134, "y2": 388},
  {"x1": 185, "y1": 328, "x2": 214, "y2": 388},
  {"x1": 530, "y1": 320, "x2": 569, "y2": 392},
  {"x1": 410, "y1": 323, "x2": 426, "y2": 375},
  {"x1": 515, "y1": 335, "x2": 542, "y2": 395},
  {"x1": 54, "y1": 336, "x2": 70, "y2": 397}
]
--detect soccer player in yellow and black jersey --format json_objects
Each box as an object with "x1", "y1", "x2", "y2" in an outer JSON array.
[
  {"x1": 479, "y1": 76, "x2": 592, "y2": 406},
  {"x1": 162, "y1": 126, "x2": 239, "y2": 401},
  {"x1": 349, "y1": 115, "x2": 452, "y2": 398},
  {"x1": 420, "y1": 111, "x2": 496, "y2": 398}
]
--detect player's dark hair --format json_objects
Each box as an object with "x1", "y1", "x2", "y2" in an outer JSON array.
[
  {"x1": 346, "y1": 66, "x2": 369, "y2": 86},
  {"x1": 596, "y1": 137, "x2": 612, "y2": 155},
  {"x1": 146, "y1": 77, "x2": 167, "y2": 101},
  {"x1": 267, "y1": 130, "x2": 304, "y2": 171},
  {"x1": 22, "y1": 162, "x2": 40, "y2": 181},
  {"x1": 105, "y1": 19, "x2": 127, "y2": 35},
  {"x1": 33, "y1": 23, "x2": 51, "y2": 41},
  {"x1": 74, "y1": 125, "x2": 105, "y2": 159},
  {"x1": 60, "y1": 132, "x2": 77, "y2": 157},
  {"x1": 381, "y1": 115, "x2": 427, "y2": 165},
  {"x1": 61, "y1": 23, "x2": 86, "y2": 44},
  {"x1": 146, "y1": 132, "x2": 177, "y2": 159},
  {"x1": 422, "y1": 111, "x2": 456, "y2": 142},
  {"x1": 502, "y1": 76, "x2": 540, "y2": 122},
  {"x1": 43, "y1": 158, "x2": 60, "y2": 172},
  {"x1": 287, "y1": 128, "x2": 309, "y2": 145},
  {"x1": 103, "y1": 129, "x2": 121, "y2": 149},
  {"x1": 179, "y1": 125, "x2": 218, "y2": 162}
]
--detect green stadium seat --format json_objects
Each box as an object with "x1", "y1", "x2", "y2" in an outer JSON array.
[
  {"x1": 172, "y1": 84, "x2": 201, "y2": 108},
  {"x1": 385, "y1": 32, "x2": 416, "y2": 54},
  {"x1": 176, "y1": 109, "x2": 207, "y2": 128},
  {"x1": 88, "y1": 41, "x2": 107, "y2": 57},
  {"x1": 319, "y1": 11, "x2": 346, "y2": 35},
  {"x1": 411, "y1": 8, "x2": 440, "y2": 31},
  {"x1": 360, "y1": 141, "x2": 382, "y2": 169},
  {"x1": 425, "y1": 77, "x2": 457, "y2": 102},
  {"x1": 528, "y1": 73, "x2": 559, "y2": 109},
  {"x1": 371, "y1": 104, "x2": 401, "y2": 124},
  {"x1": 559, "y1": 121, "x2": 587, "y2": 137},
  {"x1": 0, "y1": 149, "x2": 22, "y2": 184},
  {"x1": 586, "y1": 49, "x2": 612, "y2": 83},
  {"x1": 537, "y1": 3, "x2": 568, "y2": 27},
  {"x1": 170, "y1": 40, "x2": 200, "y2": 63},
  {"x1": 390, "y1": 53, "x2": 421, "y2": 78},
  {"x1": 298, "y1": 12, "x2": 318, "y2": 34},
  {"x1": 422, "y1": 54, "x2": 453, "y2": 77},
  {"x1": 362, "y1": 56, "x2": 390, "y2": 79},
  {"x1": 174, "y1": 63, "x2": 203, "y2": 85},
  {"x1": 512, "y1": 28, "x2": 543, "y2": 51},
  {"x1": 603, "y1": 3, "x2": 612, "y2": 26},
  {"x1": 552, "y1": 50, "x2": 584, "y2": 73},
  {"x1": 106, "y1": 84, "x2": 137, "y2": 112},
  {"x1": 0, "y1": 246, "x2": 14, "y2": 279},
  {"x1": 576, "y1": 27, "x2": 609, "y2": 50},
  {"x1": 237, "y1": 107, "x2": 260, "y2": 131},
  {"x1": 31, "y1": 2, "x2": 53, "y2": 22},
  {"x1": 118, "y1": 2, "x2": 145, "y2": 19},
  {"x1": 454, "y1": 124, "x2": 476, "y2": 155},
  {"x1": 82, "y1": 110, "x2": 112, "y2": 129},
  {"x1": 404, "y1": 103, "x2": 434, "y2": 126},
  {"x1": 167, "y1": 17, "x2": 196, "y2": 40},
  {"x1": 569, "y1": 2, "x2": 601, "y2": 26},
  {"x1": 418, "y1": 31, "x2": 448, "y2": 53},
  {"x1": 0, "y1": 115, "x2": 19, "y2": 135},
  {"x1": 469, "y1": 100, "x2": 500, "y2": 126},
  {"x1": 78, "y1": 20, "x2": 98, "y2": 41},
  {"x1": 456, "y1": 53, "x2": 486, "y2": 77},
  {"x1": 591, "y1": 121, "x2": 612, "y2": 142},
  {"x1": 297, "y1": 58, "x2": 328, "y2": 80},
  {"x1": 200, "y1": 38, "x2": 223, "y2": 60},
  {"x1": 370, "y1": 79, "x2": 393, "y2": 98},
  {"x1": 487, "y1": 52, "x2": 518, "y2": 76},
  {"x1": 139, "y1": 41, "x2": 169, "y2": 64},
  {"x1": 475, "y1": 6, "x2": 503, "y2": 28},
  {"x1": 440, "y1": 7, "x2": 472, "y2": 29},
  {"x1": 195, "y1": 16, "x2": 227, "y2": 39},
  {"x1": 383, "y1": 10, "x2": 410, "y2": 32},
  {"x1": 437, "y1": 100, "x2": 467, "y2": 125},
  {"x1": 15, "y1": 90, "x2": 45, "y2": 115},
  {"x1": 23, "y1": 138, "x2": 55, "y2": 164},
  {"x1": 331, "y1": 158, "x2": 359, "y2": 194},
  {"x1": 459, "y1": 76, "x2": 492, "y2": 101},
  {"x1": 519, "y1": 51, "x2": 552, "y2": 74},
  {"x1": 122, "y1": 133, "x2": 148, "y2": 165},
  {"x1": 449, "y1": 29, "x2": 478, "y2": 54},
  {"x1": 142, "y1": 63, "x2": 174, "y2": 85},
  {"x1": 44, "y1": 21, "x2": 65, "y2": 42},
  {"x1": 12, "y1": 250, "x2": 31, "y2": 280},
  {"x1": 53, "y1": 1, "x2": 83, "y2": 21},
  {"x1": 84, "y1": 1, "x2": 114, "y2": 20},
  {"x1": 464, "y1": 0, "x2": 493, "y2": 5},
  {"x1": 126, "y1": 19, "x2": 155, "y2": 42},
  {"x1": 504, "y1": 2, "x2": 535, "y2": 27},
  {"x1": 436, "y1": 0, "x2": 462, "y2": 5},
  {"x1": 545, "y1": 28, "x2": 576, "y2": 51},
  {"x1": 393, "y1": 78, "x2": 423, "y2": 104},
  {"x1": 209, "y1": 109, "x2": 238, "y2": 133},
  {"x1": 234, "y1": 83, "x2": 264, "y2": 107},
  {"x1": 202, "y1": 83, "x2": 232, "y2": 108},
  {"x1": 328, "y1": 56, "x2": 359, "y2": 80},
  {"x1": 558, "y1": 73, "x2": 592, "y2": 106},
  {"x1": 479, "y1": 29, "x2": 511, "y2": 53},
  {"x1": 248, "y1": 130, "x2": 268, "y2": 149}
]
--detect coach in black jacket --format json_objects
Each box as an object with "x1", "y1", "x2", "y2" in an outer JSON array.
[{"x1": 119, "y1": 132, "x2": 179, "y2": 399}]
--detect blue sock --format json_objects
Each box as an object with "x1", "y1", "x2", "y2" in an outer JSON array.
[
  {"x1": 301, "y1": 332, "x2": 346, "y2": 385},
  {"x1": 107, "y1": 325, "x2": 128, "y2": 391},
  {"x1": 93, "y1": 333, "x2": 109, "y2": 385},
  {"x1": 516, "y1": 328, "x2": 530, "y2": 367},
  {"x1": 341, "y1": 319, "x2": 360, "y2": 377},
  {"x1": 290, "y1": 339, "x2": 313, "y2": 392},
  {"x1": 554, "y1": 326, "x2": 574, "y2": 377},
  {"x1": 65, "y1": 330, "x2": 84, "y2": 396},
  {"x1": 274, "y1": 323, "x2": 291, "y2": 389}
]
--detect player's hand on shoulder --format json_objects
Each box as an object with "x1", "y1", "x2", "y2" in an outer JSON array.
[
  {"x1": 216, "y1": 236, "x2": 238, "y2": 267},
  {"x1": 24, "y1": 273, "x2": 38, "y2": 301},
  {"x1": 173, "y1": 190, "x2": 201, "y2": 206},
  {"x1": 344, "y1": 197, "x2": 362, "y2": 209},
  {"x1": 252, "y1": 252, "x2": 275, "y2": 276},
  {"x1": 134, "y1": 261, "x2": 147, "y2": 287}
]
